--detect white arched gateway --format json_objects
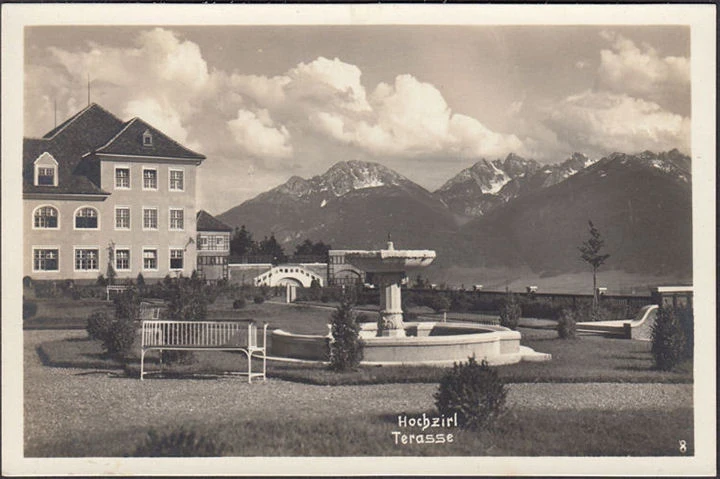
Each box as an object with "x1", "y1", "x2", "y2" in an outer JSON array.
[{"x1": 254, "y1": 265, "x2": 324, "y2": 288}]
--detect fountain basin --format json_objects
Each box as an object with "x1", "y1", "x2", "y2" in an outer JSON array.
[{"x1": 269, "y1": 322, "x2": 551, "y2": 366}]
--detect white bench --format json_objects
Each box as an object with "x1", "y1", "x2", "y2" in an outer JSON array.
[
  {"x1": 106, "y1": 285, "x2": 129, "y2": 301},
  {"x1": 140, "y1": 320, "x2": 267, "y2": 382}
]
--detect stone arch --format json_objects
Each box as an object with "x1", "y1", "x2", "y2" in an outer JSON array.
[{"x1": 254, "y1": 265, "x2": 324, "y2": 288}]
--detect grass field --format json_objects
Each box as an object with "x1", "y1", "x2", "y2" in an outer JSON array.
[
  {"x1": 26, "y1": 325, "x2": 695, "y2": 458},
  {"x1": 37, "y1": 323, "x2": 692, "y2": 385},
  {"x1": 33, "y1": 407, "x2": 693, "y2": 457},
  {"x1": 25, "y1": 298, "x2": 695, "y2": 459}
]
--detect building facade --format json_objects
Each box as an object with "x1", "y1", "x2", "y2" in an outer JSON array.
[
  {"x1": 23, "y1": 104, "x2": 205, "y2": 281},
  {"x1": 327, "y1": 250, "x2": 366, "y2": 286},
  {"x1": 196, "y1": 210, "x2": 232, "y2": 281}
]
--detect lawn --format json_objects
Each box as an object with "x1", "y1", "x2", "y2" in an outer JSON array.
[
  {"x1": 26, "y1": 328, "x2": 695, "y2": 458},
  {"x1": 29, "y1": 297, "x2": 693, "y2": 385},
  {"x1": 37, "y1": 325, "x2": 692, "y2": 385},
  {"x1": 28, "y1": 406, "x2": 694, "y2": 457}
]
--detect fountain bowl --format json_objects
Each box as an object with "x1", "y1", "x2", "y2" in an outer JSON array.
[{"x1": 269, "y1": 321, "x2": 551, "y2": 366}]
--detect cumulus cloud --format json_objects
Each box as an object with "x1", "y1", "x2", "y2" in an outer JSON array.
[
  {"x1": 545, "y1": 90, "x2": 690, "y2": 156},
  {"x1": 597, "y1": 31, "x2": 690, "y2": 113},
  {"x1": 309, "y1": 73, "x2": 522, "y2": 158},
  {"x1": 227, "y1": 108, "x2": 293, "y2": 159},
  {"x1": 25, "y1": 28, "x2": 210, "y2": 147}
]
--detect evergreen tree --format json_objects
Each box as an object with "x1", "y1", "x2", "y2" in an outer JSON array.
[
  {"x1": 230, "y1": 225, "x2": 256, "y2": 257},
  {"x1": 578, "y1": 220, "x2": 610, "y2": 308},
  {"x1": 258, "y1": 234, "x2": 287, "y2": 264}
]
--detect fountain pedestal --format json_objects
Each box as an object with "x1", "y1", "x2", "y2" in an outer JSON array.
[
  {"x1": 377, "y1": 272, "x2": 405, "y2": 336},
  {"x1": 346, "y1": 241, "x2": 436, "y2": 338}
]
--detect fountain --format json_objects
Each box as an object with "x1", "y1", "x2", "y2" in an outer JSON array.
[
  {"x1": 269, "y1": 240, "x2": 551, "y2": 366},
  {"x1": 344, "y1": 240, "x2": 435, "y2": 337}
]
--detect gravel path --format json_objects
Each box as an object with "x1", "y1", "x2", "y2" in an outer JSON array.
[{"x1": 23, "y1": 330, "x2": 693, "y2": 454}]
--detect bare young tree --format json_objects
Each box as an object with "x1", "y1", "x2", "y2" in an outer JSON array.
[{"x1": 578, "y1": 221, "x2": 610, "y2": 308}]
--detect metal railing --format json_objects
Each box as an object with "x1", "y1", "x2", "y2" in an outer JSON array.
[{"x1": 140, "y1": 319, "x2": 267, "y2": 382}]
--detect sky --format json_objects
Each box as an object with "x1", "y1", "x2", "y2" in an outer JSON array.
[{"x1": 24, "y1": 25, "x2": 691, "y2": 214}]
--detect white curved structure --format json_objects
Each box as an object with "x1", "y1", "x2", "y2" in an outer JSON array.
[{"x1": 254, "y1": 265, "x2": 324, "y2": 288}]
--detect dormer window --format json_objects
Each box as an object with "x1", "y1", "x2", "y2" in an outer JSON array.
[
  {"x1": 33, "y1": 152, "x2": 58, "y2": 187},
  {"x1": 37, "y1": 168, "x2": 55, "y2": 185},
  {"x1": 142, "y1": 130, "x2": 153, "y2": 147}
]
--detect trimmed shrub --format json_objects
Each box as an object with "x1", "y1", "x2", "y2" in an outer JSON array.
[
  {"x1": 355, "y1": 313, "x2": 373, "y2": 323},
  {"x1": 320, "y1": 294, "x2": 330, "y2": 303},
  {"x1": 136, "y1": 273, "x2": 146, "y2": 288},
  {"x1": 434, "y1": 356, "x2": 507, "y2": 430},
  {"x1": 651, "y1": 307, "x2": 687, "y2": 371},
  {"x1": 86, "y1": 311, "x2": 112, "y2": 340},
  {"x1": 114, "y1": 287, "x2": 141, "y2": 322},
  {"x1": 253, "y1": 295, "x2": 265, "y2": 304},
  {"x1": 556, "y1": 308, "x2": 577, "y2": 339},
  {"x1": 677, "y1": 305, "x2": 694, "y2": 360},
  {"x1": 96, "y1": 274, "x2": 108, "y2": 286},
  {"x1": 427, "y1": 293, "x2": 451, "y2": 313},
  {"x1": 23, "y1": 300, "x2": 38, "y2": 320},
  {"x1": 132, "y1": 427, "x2": 228, "y2": 457},
  {"x1": 232, "y1": 298, "x2": 247, "y2": 309},
  {"x1": 23, "y1": 276, "x2": 33, "y2": 288},
  {"x1": 102, "y1": 318, "x2": 136, "y2": 356},
  {"x1": 166, "y1": 276, "x2": 209, "y2": 322},
  {"x1": 499, "y1": 293, "x2": 521, "y2": 330},
  {"x1": 328, "y1": 296, "x2": 363, "y2": 371}
]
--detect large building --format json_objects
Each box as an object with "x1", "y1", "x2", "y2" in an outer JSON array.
[{"x1": 23, "y1": 104, "x2": 205, "y2": 281}]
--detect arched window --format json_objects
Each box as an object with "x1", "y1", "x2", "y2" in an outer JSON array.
[
  {"x1": 75, "y1": 207, "x2": 99, "y2": 229},
  {"x1": 33, "y1": 205, "x2": 59, "y2": 229}
]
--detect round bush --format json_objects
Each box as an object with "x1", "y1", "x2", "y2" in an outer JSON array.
[
  {"x1": 427, "y1": 293, "x2": 451, "y2": 313},
  {"x1": 86, "y1": 310, "x2": 112, "y2": 340},
  {"x1": 434, "y1": 356, "x2": 507, "y2": 430},
  {"x1": 651, "y1": 307, "x2": 687, "y2": 371},
  {"x1": 23, "y1": 300, "x2": 38, "y2": 320},
  {"x1": 253, "y1": 295, "x2": 265, "y2": 304},
  {"x1": 232, "y1": 298, "x2": 247, "y2": 309},
  {"x1": 556, "y1": 308, "x2": 577, "y2": 339},
  {"x1": 102, "y1": 319, "x2": 136, "y2": 356},
  {"x1": 132, "y1": 427, "x2": 228, "y2": 457}
]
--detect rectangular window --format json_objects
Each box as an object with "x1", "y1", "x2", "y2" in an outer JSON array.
[
  {"x1": 143, "y1": 169, "x2": 157, "y2": 190},
  {"x1": 169, "y1": 169, "x2": 184, "y2": 191},
  {"x1": 115, "y1": 168, "x2": 130, "y2": 189},
  {"x1": 75, "y1": 249, "x2": 99, "y2": 271},
  {"x1": 33, "y1": 248, "x2": 59, "y2": 271},
  {"x1": 38, "y1": 167, "x2": 55, "y2": 186},
  {"x1": 143, "y1": 208, "x2": 158, "y2": 230},
  {"x1": 143, "y1": 249, "x2": 158, "y2": 270},
  {"x1": 115, "y1": 249, "x2": 130, "y2": 271},
  {"x1": 169, "y1": 208, "x2": 184, "y2": 230},
  {"x1": 170, "y1": 249, "x2": 184, "y2": 270},
  {"x1": 115, "y1": 207, "x2": 130, "y2": 229},
  {"x1": 215, "y1": 236, "x2": 226, "y2": 250},
  {"x1": 199, "y1": 236, "x2": 209, "y2": 250}
]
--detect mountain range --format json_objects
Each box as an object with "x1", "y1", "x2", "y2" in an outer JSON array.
[{"x1": 218, "y1": 150, "x2": 692, "y2": 279}]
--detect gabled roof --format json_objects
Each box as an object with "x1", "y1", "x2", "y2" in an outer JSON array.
[
  {"x1": 96, "y1": 117, "x2": 205, "y2": 160},
  {"x1": 24, "y1": 103, "x2": 205, "y2": 195},
  {"x1": 197, "y1": 210, "x2": 233, "y2": 232}
]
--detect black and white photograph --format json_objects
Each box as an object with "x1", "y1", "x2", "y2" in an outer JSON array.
[{"x1": 1, "y1": 3, "x2": 716, "y2": 476}]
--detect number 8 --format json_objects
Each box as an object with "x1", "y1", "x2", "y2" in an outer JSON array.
[{"x1": 679, "y1": 440, "x2": 687, "y2": 453}]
